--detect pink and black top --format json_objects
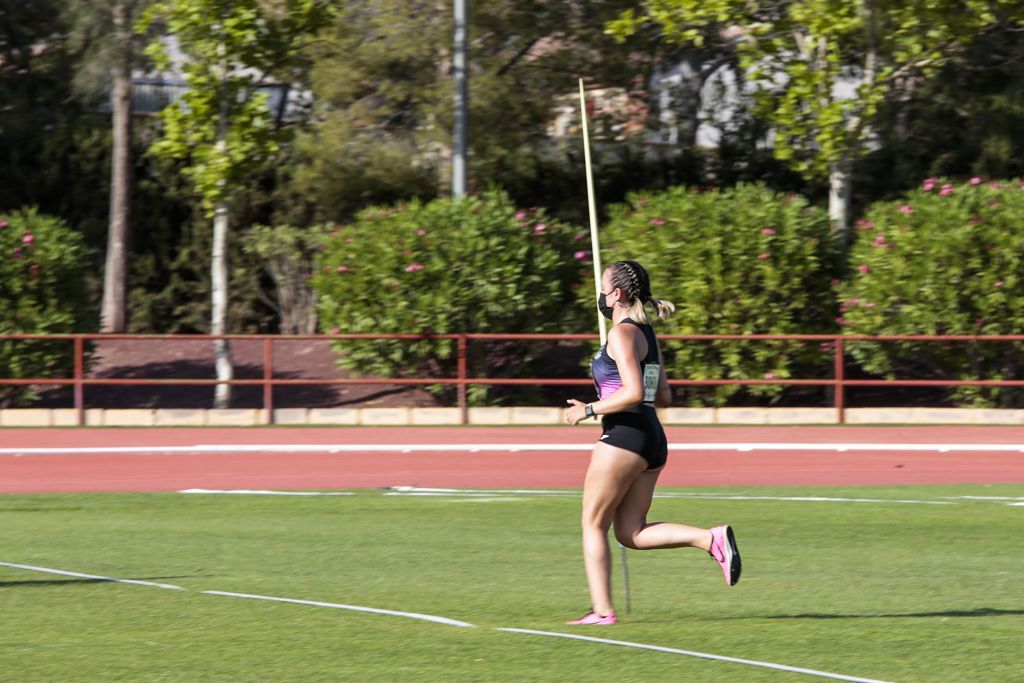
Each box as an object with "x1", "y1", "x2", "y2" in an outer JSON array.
[{"x1": 589, "y1": 319, "x2": 661, "y2": 411}]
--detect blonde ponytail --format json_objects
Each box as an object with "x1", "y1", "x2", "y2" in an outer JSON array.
[{"x1": 649, "y1": 296, "x2": 675, "y2": 320}]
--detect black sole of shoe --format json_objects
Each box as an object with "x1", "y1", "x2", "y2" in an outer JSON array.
[{"x1": 726, "y1": 525, "x2": 742, "y2": 586}]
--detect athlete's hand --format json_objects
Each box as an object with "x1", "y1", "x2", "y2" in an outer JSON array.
[{"x1": 564, "y1": 399, "x2": 589, "y2": 426}]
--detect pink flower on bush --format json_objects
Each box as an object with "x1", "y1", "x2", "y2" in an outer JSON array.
[
  {"x1": 345, "y1": 238, "x2": 354, "y2": 243},
  {"x1": 573, "y1": 233, "x2": 586, "y2": 242},
  {"x1": 994, "y1": 281, "x2": 1005, "y2": 288},
  {"x1": 573, "y1": 250, "x2": 590, "y2": 260},
  {"x1": 939, "y1": 184, "x2": 954, "y2": 196},
  {"x1": 330, "y1": 327, "x2": 340, "y2": 335},
  {"x1": 649, "y1": 218, "x2": 666, "y2": 226},
  {"x1": 922, "y1": 178, "x2": 937, "y2": 191},
  {"x1": 872, "y1": 235, "x2": 887, "y2": 247},
  {"x1": 336, "y1": 266, "x2": 348, "y2": 273},
  {"x1": 515, "y1": 211, "x2": 527, "y2": 221},
  {"x1": 13, "y1": 246, "x2": 22, "y2": 259},
  {"x1": 855, "y1": 219, "x2": 875, "y2": 231},
  {"x1": 404, "y1": 262, "x2": 424, "y2": 272},
  {"x1": 764, "y1": 372, "x2": 776, "y2": 380},
  {"x1": 533, "y1": 224, "x2": 546, "y2": 234},
  {"x1": 839, "y1": 304, "x2": 848, "y2": 313},
  {"x1": 22, "y1": 233, "x2": 34, "y2": 244},
  {"x1": 634, "y1": 199, "x2": 648, "y2": 207},
  {"x1": 761, "y1": 227, "x2": 776, "y2": 235},
  {"x1": 831, "y1": 279, "x2": 841, "y2": 288},
  {"x1": 835, "y1": 317, "x2": 848, "y2": 325},
  {"x1": 864, "y1": 302, "x2": 876, "y2": 308},
  {"x1": 757, "y1": 252, "x2": 770, "y2": 260},
  {"x1": 0, "y1": 220, "x2": 8, "y2": 229},
  {"x1": 847, "y1": 299, "x2": 860, "y2": 307},
  {"x1": 899, "y1": 204, "x2": 913, "y2": 216},
  {"x1": 857, "y1": 263, "x2": 870, "y2": 274},
  {"x1": 416, "y1": 229, "x2": 427, "y2": 236},
  {"x1": 970, "y1": 177, "x2": 982, "y2": 186}
]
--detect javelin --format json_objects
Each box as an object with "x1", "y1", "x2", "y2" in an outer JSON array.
[
  {"x1": 579, "y1": 77, "x2": 629, "y2": 612},
  {"x1": 578, "y1": 78, "x2": 607, "y2": 345}
]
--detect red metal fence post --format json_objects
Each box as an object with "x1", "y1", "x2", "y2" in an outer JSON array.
[
  {"x1": 74, "y1": 335, "x2": 85, "y2": 426},
  {"x1": 263, "y1": 337, "x2": 274, "y2": 425},
  {"x1": 457, "y1": 334, "x2": 468, "y2": 424},
  {"x1": 834, "y1": 336, "x2": 845, "y2": 424}
]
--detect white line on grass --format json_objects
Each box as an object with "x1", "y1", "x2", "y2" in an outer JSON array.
[
  {"x1": 201, "y1": 590, "x2": 475, "y2": 628},
  {"x1": 0, "y1": 561, "x2": 185, "y2": 590},
  {"x1": 497, "y1": 628, "x2": 892, "y2": 683},
  {"x1": 386, "y1": 487, "x2": 958, "y2": 506},
  {"x1": 4, "y1": 441, "x2": 1024, "y2": 456}
]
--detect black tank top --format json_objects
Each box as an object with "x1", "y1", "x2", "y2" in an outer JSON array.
[{"x1": 590, "y1": 318, "x2": 661, "y2": 409}]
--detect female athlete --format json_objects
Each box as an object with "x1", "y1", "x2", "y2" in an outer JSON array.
[{"x1": 563, "y1": 260, "x2": 741, "y2": 625}]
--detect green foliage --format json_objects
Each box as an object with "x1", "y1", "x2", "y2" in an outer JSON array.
[
  {"x1": 841, "y1": 178, "x2": 1024, "y2": 406},
  {"x1": 597, "y1": 183, "x2": 838, "y2": 405},
  {"x1": 294, "y1": 0, "x2": 650, "y2": 222},
  {"x1": 0, "y1": 208, "x2": 93, "y2": 406},
  {"x1": 611, "y1": 1, "x2": 1024, "y2": 180},
  {"x1": 242, "y1": 223, "x2": 329, "y2": 334},
  {"x1": 139, "y1": 0, "x2": 333, "y2": 214},
  {"x1": 313, "y1": 190, "x2": 587, "y2": 404}
]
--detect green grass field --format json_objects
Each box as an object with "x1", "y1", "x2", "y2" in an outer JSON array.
[{"x1": 2, "y1": 485, "x2": 1022, "y2": 682}]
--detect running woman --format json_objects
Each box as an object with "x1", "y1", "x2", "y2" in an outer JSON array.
[{"x1": 563, "y1": 260, "x2": 741, "y2": 625}]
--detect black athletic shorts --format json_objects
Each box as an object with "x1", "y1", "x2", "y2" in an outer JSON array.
[{"x1": 599, "y1": 405, "x2": 668, "y2": 470}]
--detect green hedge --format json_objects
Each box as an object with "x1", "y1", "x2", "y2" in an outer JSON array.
[
  {"x1": 841, "y1": 178, "x2": 1024, "y2": 406},
  {"x1": 313, "y1": 190, "x2": 588, "y2": 404},
  {"x1": 595, "y1": 183, "x2": 839, "y2": 406},
  {"x1": 0, "y1": 208, "x2": 93, "y2": 406}
]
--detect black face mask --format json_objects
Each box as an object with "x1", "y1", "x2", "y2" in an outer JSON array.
[{"x1": 598, "y1": 292, "x2": 614, "y2": 320}]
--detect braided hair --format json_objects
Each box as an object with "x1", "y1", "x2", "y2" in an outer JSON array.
[{"x1": 607, "y1": 260, "x2": 675, "y2": 323}]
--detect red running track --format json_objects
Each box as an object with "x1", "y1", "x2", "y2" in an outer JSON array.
[{"x1": 1, "y1": 426, "x2": 1024, "y2": 493}]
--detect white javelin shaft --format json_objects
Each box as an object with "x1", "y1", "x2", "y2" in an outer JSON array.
[{"x1": 579, "y1": 78, "x2": 607, "y2": 345}]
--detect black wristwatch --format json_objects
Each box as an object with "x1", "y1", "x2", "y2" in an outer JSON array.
[{"x1": 585, "y1": 404, "x2": 596, "y2": 418}]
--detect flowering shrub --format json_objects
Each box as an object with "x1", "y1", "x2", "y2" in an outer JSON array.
[
  {"x1": 841, "y1": 178, "x2": 1024, "y2": 406},
  {"x1": 594, "y1": 183, "x2": 838, "y2": 406},
  {"x1": 0, "y1": 208, "x2": 93, "y2": 406},
  {"x1": 313, "y1": 190, "x2": 585, "y2": 403}
]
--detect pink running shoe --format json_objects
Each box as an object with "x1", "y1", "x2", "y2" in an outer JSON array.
[
  {"x1": 565, "y1": 610, "x2": 618, "y2": 625},
  {"x1": 709, "y1": 525, "x2": 742, "y2": 586}
]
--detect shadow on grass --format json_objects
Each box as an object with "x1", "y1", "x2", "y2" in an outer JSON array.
[{"x1": 0, "y1": 576, "x2": 193, "y2": 588}]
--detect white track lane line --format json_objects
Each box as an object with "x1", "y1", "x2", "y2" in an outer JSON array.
[
  {"x1": 202, "y1": 590, "x2": 474, "y2": 628},
  {"x1": 4, "y1": 441, "x2": 1024, "y2": 456},
  {"x1": 0, "y1": 561, "x2": 185, "y2": 590},
  {"x1": 497, "y1": 629, "x2": 892, "y2": 683},
  {"x1": 179, "y1": 489, "x2": 354, "y2": 496}
]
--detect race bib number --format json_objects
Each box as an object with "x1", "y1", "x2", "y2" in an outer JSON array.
[{"x1": 643, "y1": 364, "x2": 660, "y2": 403}]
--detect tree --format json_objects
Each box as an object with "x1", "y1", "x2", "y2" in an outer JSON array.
[
  {"x1": 138, "y1": 0, "x2": 331, "y2": 407},
  {"x1": 295, "y1": 0, "x2": 654, "y2": 222},
  {"x1": 610, "y1": 0, "x2": 1024, "y2": 238},
  {"x1": 63, "y1": 0, "x2": 154, "y2": 333}
]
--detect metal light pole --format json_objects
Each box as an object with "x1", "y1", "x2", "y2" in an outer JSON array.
[{"x1": 453, "y1": 0, "x2": 468, "y2": 197}]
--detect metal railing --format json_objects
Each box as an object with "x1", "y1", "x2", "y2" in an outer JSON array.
[{"x1": 3, "y1": 333, "x2": 1024, "y2": 426}]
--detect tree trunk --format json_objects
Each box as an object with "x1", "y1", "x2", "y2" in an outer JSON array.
[
  {"x1": 828, "y1": 159, "x2": 852, "y2": 244},
  {"x1": 211, "y1": 199, "x2": 234, "y2": 408},
  {"x1": 99, "y1": 3, "x2": 132, "y2": 333}
]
